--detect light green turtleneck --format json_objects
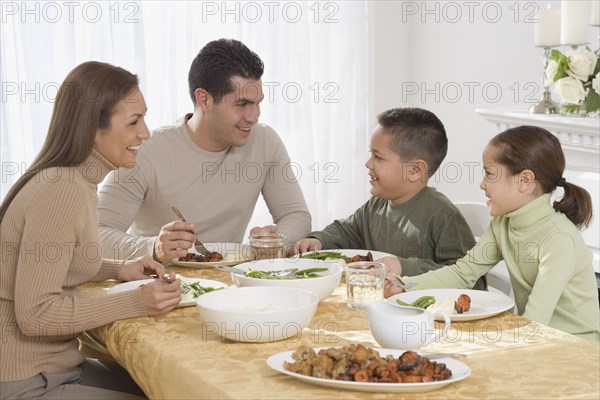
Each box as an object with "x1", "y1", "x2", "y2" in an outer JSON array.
[{"x1": 403, "y1": 194, "x2": 600, "y2": 343}]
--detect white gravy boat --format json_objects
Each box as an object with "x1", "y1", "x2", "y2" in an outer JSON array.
[{"x1": 366, "y1": 300, "x2": 451, "y2": 349}]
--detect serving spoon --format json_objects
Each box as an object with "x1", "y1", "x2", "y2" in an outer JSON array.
[
  {"x1": 170, "y1": 205, "x2": 212, "y2": 257},
  {"x1": 215, "y1": 265, "x2": 247, "y2": 275}
]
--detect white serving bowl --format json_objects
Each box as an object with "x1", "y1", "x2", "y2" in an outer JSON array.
[
  {"x1": 195, "y1": 286, "x2": 318, "y2": 342},
  {"x1": 231, "y1": 258, "x2": 343, "y2": 302}
]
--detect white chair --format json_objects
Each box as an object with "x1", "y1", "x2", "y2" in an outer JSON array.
[{"x1": 454, "y1": 202, "x2": 515, "y2": 306}]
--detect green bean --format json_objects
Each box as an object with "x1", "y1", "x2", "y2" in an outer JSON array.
[
  {"x1": 244, "y1": 267, "x2": 328, "y2": 280},
  {"x1": 300, "y1": 251, "x2": 346, "y2": 260},
  {"x1": 294, "y1": 267, "x2": 328, "y2": 276},
  {"x1": 181, "y1": 282, "x2": 224, "y2": 298},
  {"x1": 396, "y1": 295, "x2": 436, "y2": 309}
]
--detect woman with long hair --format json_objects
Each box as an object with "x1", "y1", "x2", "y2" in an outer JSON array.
[{"x1": 1, "y1": 61, "x2": 181, "y2": 398}]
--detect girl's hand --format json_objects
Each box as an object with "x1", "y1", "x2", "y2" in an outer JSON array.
[
  {"x1": 140, "y1": 279, "x2": 182, "y2": 316},
  {"x1": 376, "y1": 256, "x2": 404, "y2": 298},
  {"x1": 118, "y1": 256, "x2": 166, "y2": 282}
]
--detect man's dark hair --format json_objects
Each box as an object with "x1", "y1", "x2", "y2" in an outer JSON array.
[
  {"x1": 377, "y1": 107, "x2": 448, "y2": 176},
  {"x1": 188, "y1": 38, "x2": 264, "y2": 105}
]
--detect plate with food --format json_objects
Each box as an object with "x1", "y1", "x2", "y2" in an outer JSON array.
[
  {"x1": 170, "y1": 242, "x2": 253, "y2": 268},
  {"x1": 267, "y1": 344, "x2": 470, "y2": 393},
  {"x1": 299, "y1": 249, "x2": 395, "y2": 263},
  {"x1": 107, "y1": 277, "x2": 228, "y2": 308},
  {"x1": 387, "y1": 289, "x2": 515, "y2": 322}
]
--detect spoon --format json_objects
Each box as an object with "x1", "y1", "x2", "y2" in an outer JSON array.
[
  {"x1": 215, "y1": 265, "x2": 247, "y2": 276},
  {"x1": 170, "y1": 205, "x2": 212, "y2": 257}
]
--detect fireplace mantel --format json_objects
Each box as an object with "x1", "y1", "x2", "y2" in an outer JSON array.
[{"x1": 476, "y1": 108, "x2": 600, "y2": 282}]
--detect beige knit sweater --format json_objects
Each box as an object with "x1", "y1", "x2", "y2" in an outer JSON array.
[{"x1": 0, "y1": 150, "x2": 148, "y2": 382}]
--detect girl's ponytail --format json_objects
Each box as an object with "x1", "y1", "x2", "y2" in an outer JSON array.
[{"x1": 553, "y1": 180, "x2": 593, "y2": 229}]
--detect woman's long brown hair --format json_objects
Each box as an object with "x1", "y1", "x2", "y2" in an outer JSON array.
[{"x1": 0, "y1": 61, "x2": 138, "y2": 223}]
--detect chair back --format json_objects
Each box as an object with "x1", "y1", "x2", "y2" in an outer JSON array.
[{"x1": 453, "y1": 201, "x2": 490, "y2": 238}]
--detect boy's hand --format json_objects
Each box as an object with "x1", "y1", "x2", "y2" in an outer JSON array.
[
  {"x1": 291, "y1": 238, "x2": 322, "y2": 255},
  {"x1": 376, "y1": 256, "x2": 404, "y2": 298}
]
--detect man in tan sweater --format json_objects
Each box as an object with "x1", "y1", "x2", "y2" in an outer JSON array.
[{"x1": 98, "y1": 39, "x2": 311, "y2": 263}]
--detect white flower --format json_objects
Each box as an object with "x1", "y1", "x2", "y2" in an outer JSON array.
[
  {"x1": 566, "y1": 49, "x2": 597, "y2": 81},
  {"x1": 593, "y1": 72, "x2": 600, "y2": 95},
  {"x1": 555, "y1": 76, "x2": 586, "y2": 104},
  {"x1": 545, "y1": 60, "x2": 558, "y2": 86}
]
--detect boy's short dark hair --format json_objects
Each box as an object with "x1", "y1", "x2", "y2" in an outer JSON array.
[
  {"x1": 377, "y1": 107, "x2": 448, "y2": 177},
  {"x1": 188, "y1": 38, "x2": 264, "y2": 106}
]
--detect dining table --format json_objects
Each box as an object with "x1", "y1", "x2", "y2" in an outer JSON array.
[{"x1": 79, "y1": 265, "x2": 600, "y2": 399}]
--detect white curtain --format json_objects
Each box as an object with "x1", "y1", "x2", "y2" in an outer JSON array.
[{"x1": 1, "y1": 1, "x2": 371, "y2": 233}]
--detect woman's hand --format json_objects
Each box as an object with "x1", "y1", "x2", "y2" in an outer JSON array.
[
  {"x1": 118, "y1": 255, "x2": 166, "y2": 282},
  {"x1": 140, "y1": 279, "x2": 182, "y2": 316},
  {"x1": 376, "y1": 256, "x2": 405, "y2": 298}
]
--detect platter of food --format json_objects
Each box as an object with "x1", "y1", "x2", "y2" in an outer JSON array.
[
  {"x1": 388, "y1": 288, "x2": 515, "y2": 321},
  {"x1": 170, "y1": 242, "x2": 253, "y2": 268},
  {"x1": 299, "y1": 249, "x2": 395, "y2": 263},
  {"x1": 107, "y1": 277, "x2": 228, "y2": 308},
  {"x1": 267, "y1": 344, "x2": 470, "y2": 393},
  {"x1": 231, "y1": 259, "x2": 342, "y2": 302}
]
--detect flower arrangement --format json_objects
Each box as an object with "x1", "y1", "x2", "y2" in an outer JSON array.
[{"x1": 546, "y1": 48, "x2": 600, "y2": 114}]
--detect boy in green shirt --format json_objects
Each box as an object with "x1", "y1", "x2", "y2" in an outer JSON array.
[{"x1": 292, "y1": 108, "x2": 486, "y2": 290}]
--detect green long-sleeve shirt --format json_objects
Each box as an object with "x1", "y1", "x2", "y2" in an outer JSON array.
[
  {"x1": 310, "y1": 187, "x2": 486, "y2": 290},
  {"x1": 402, "y1": 194, "x2": 600, "y2": 343}
]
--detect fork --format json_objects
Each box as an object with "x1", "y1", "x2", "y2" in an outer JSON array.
[
  {"x1": 155, "y1": 273, "x2": 191, "y2": 294},
  {"x1": 385, "y1": 277, "x2": 417, "y2": 290},
  {"x1": 170, "y1": 205, "x2": 212, "y2": 257}
]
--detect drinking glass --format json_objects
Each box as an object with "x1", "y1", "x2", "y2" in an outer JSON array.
[{"x1": 345, "y1": 261, "x2": 386, "y2": 309}]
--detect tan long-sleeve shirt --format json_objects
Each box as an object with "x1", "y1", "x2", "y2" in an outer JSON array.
[{"x1": 0, "y1": 150, "x2": 147, "y2": 382}]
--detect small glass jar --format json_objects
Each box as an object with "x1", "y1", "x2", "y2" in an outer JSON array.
[{"x1": 248, "y1": 233, "x2": 286, "y2": 260}]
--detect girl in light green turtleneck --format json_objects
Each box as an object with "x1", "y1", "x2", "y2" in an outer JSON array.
[{"x1": 384, "y1": 126, "x2": 599, "y2": 343}]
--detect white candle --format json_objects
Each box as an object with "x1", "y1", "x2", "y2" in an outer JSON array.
[
  {"x1": 591, "y1": 0, "x2": 600, "y2": 26},
  {"x1": 534, "y1": 7, "x2": 561, "y2": 46},
  {"x1": 561, "y1": 0, "x2": 588, "y2": 44}
]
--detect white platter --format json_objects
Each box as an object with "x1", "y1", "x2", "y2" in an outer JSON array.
[
  {"x1": 171, "y1": 242, "x2": 252, "y2": 268},
  {"x1": 388, "y1": 288, "x2": 515, "y2": 321},
  {"x1": 267, "y1": 347, "x2": 470, "y2": 393},
  {"x1": 107, "y1": 277, "x2": 228, "y2": 308},
  {"x1": 299, "y1": 249, "x2": 395, "y2": 262}
]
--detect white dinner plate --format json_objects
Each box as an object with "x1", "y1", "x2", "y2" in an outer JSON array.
[
  {"x1": 170, "y1": 242, "x2": 253, "y2": 268},
  {"x1": 388, "y1": 289, "x2": 515, "y2": 322},
  {"x1": 107, "y1": 277, "x2": 228, "y2": 308},
  {"x1": 267, "y1": 347, "x2": 471, "y2": 393},
  {"x1": 299, "y1": 249, "x2": 395, "y2": 262}
]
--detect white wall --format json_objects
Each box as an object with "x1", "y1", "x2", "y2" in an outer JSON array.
[{"x1": 369, "y1": 0, "x2": 599, "y2": 204}]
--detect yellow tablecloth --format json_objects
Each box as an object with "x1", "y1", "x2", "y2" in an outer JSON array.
[{"x1": 80, "y1": 267, "x2": 600, "y2": 399}]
